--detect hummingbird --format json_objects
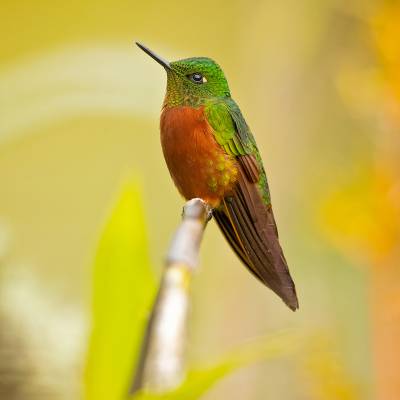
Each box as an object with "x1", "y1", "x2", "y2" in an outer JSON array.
[{"x1": 136, "y1": 43, "x2": 298, "y2": 311}]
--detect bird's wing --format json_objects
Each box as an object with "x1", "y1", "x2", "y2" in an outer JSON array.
[
  {"x1": 205, "y1": 99, "x2": 298, "y2": 310},
  {"x1": 205, "y1": 99, "x2": 271, "y2": 200}
]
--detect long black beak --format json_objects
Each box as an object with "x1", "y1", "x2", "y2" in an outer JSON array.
[{"x1": 136, "y1": 42, "x2": 171, "y2": 70}]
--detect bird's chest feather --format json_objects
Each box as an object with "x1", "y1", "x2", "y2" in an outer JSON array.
[{"x1": 160, "y1": 106, "x2": 238, "y2": 207}]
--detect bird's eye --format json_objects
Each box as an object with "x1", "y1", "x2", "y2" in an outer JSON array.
[{"x1": 188, "y1": 73, "x2": 207, "y2": 84}]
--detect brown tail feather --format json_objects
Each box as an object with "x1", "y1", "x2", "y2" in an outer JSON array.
[{"x1": 213, "y1": 166, "x2": 298, "y2": 311}]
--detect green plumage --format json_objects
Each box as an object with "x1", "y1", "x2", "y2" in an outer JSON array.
[
  {"x1": 205, "y1": 98, "x2": 271, "y2": 205},
  {"x1": 137, "y1": 42, "x2": 298, "y2": 310}
]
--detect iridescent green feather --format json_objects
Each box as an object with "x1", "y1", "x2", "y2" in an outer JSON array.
[{"x1": 205, "y1": 99, "x2": 271, "y2": 204}]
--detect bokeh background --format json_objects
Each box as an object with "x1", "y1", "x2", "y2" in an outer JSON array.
[{"x1": 1, "y1": 1, "x2": 399, "y2": 399}]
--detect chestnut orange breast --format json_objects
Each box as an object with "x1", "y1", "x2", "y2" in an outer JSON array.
[{"x1": 160, "y1": 106, "x2": 238, "y2": 207}]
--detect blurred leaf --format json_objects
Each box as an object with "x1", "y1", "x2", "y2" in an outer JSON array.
[
  {"x1": 84, "y1": 179, "x2": 156, "y2": 400},
  {"x1": 301, "y1": 336, "x2": 362, "y2": 400},
  {"x1": 320, "y1": 167, "x2": 400, "y2": 263},
  {"x1": 132, "y1": 331, "x2": 298, "y2": 400}
]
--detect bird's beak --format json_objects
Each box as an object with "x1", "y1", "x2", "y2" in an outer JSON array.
[{"x1": 136, "y1": 42, "x2": 171, "y2": 70}]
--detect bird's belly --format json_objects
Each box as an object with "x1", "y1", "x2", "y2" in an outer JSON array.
[{"x1": 160, "y1": 106, "x2": 238, "y2": 207}]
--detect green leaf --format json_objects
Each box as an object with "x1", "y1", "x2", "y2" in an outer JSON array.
[
  {"x1": 132, "y1": 331, "x2": 299, "y2": 400},
  {"x1": 84, "y1": 179, "x2": 156, "y2": 400}
]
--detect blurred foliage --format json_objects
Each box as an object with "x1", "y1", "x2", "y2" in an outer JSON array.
[
  {"x1": 320, "y1": 1, "x2": 400, "y2": 398},
  {"x1": 132, "y1": 332, "x2": 298, "y2": 400},
  {"x1": 84, "y1": 181, "x2": 299, "y2": 400},
  {"x1": 84, "y1": 180, "x2": 156, "y2": 400},
  {"x1": 320, "y1": 167, "x2": 399, "y2": 263},
  {"x1": 372, "y1": 1, "x2": 400, "y2": 119},
  {"x1": 323, "y1": 1, "x2": 400, "y2": 265},
  {"x1": 301, "y1": 336, "x2": 361, "y2": 400}
]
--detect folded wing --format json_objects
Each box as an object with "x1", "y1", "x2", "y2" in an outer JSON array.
[
  {"x1": 205, "y1": 99, "x2": 298, "y2": 311},
  {"x1": 214, "y1": 154, "x2": 298, "y2": 310}
]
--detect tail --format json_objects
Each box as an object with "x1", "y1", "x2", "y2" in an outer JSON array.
[{"x1": 213, "y1": 165, "x2": 298, "y2": 311}]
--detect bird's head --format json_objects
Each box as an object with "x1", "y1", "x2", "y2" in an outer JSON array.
[{"x1": 136, "y1": 42, "x2": 230, "y2": 107}]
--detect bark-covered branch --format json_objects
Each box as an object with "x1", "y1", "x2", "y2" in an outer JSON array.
[{"x1": 131, "y1": 198, "x2": 212, "y2": 394}]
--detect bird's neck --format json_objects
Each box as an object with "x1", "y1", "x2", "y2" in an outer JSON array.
[{"x1": 163, "y1": 89, "x2": 206, "y2": 108}]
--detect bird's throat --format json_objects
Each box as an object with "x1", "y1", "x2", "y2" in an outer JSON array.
[{"x1": 164, "y1": 72, "x2": 205, "y2": 108}]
